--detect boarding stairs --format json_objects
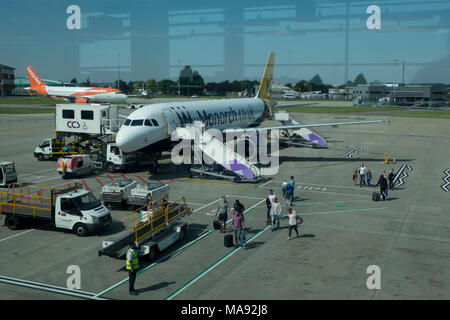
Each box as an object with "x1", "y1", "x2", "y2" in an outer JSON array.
[
  {"x1": 273, "y1": 111, "x2": 328, "y2": 148},
  {"x1": 175, "y1": 123, "x2": 262, "y2": 183}
]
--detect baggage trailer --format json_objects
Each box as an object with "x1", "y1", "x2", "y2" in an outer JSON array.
[
  {"x1": 100, "y1": 181, "x2": 169, "y2": 208},
  {"x1": 98, "y1": 197, "x2": 190, "y2": 260},
  {"x1": 0, "y1": 183, "x2": 112, "y2": 236},
  {"x1": 0, "y1": 162, "x2": 17, "y2": 187}
]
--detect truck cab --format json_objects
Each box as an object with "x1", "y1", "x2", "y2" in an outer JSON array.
[
  {"x1": 0, "y1": 161, "x2": 17, "y2": 187},
  {"x1": 34, "y1": 138, "x2": 55, "y2": 161},
  {"x1": 54, "y1": 188, "x2": 111, "y2": 236},
  {"x1": 105, "y1": 143, "x2": 136, "y2": 173}
]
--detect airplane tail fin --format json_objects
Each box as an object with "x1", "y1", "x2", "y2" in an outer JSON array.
[
  {"x1": 257, "y1": 52, "x2": 275, "y2": 104},
  {"x1": 26, "y1": 66, "x2": 47, "y2": 95}
]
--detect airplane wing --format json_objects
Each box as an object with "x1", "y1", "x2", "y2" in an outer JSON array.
[
  {"x1": 271, "y1": 102, "x2": 318, "y2": 109},
  {"x1": 224, "y1": 119, "x2": 390, "y2": 133},
  {"x1": 224, "y1": 119, "x2": 389, "y2": 148}
]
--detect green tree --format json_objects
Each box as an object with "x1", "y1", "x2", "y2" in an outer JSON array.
[
  {"x1": 158, "y1": 79, "x2": 177, "y2": 95},
  {"x1": 294, "y1": 80, "x2": 310, "y2": 92},
  {"x1": 70, "y1": 78, "x2": 77, "y2": 84},
  {"x1": 146, "y1": 79, "x2": 157, "y2": 91},
  {"x1": 354, "y1": 73, "x2": 368, "y2": 85},
  {"x1": 134, "y1": 81, "x2": 145, "y2": 91},
  {"x1": 309, "y1": 74, "x2": 324, "y2": 87}
]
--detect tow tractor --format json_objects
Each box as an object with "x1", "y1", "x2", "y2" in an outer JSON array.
[
  {"x1": 0, "y1": 183, "x2": 111, "y2": 236},
  {"x1": 98, "y1": 196, "x2": 190, "y2": 260},
  {"x1": 100, "y1": 180, "x2": 169, "y2": 208},
  {"x1": 0, "y1": 161, "x2": 17, "y2": 187}
]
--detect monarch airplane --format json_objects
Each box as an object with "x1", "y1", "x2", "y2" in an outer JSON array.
[{"x1": 116, "y1": 53, "x2": 387, "y2": 171}]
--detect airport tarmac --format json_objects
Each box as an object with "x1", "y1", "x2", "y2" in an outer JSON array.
[{"x1": 0, "y1": 110, "x2": 449, "y2": 300}]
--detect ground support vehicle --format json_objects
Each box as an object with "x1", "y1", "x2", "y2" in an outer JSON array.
[
  {"x1": 0, "y1": 162, "x2": 17, "y2": 187},
  {"x1": 98, "y1": 197, "x2": 190, "y2": 260},
  {"x1": 0, "y1": 183, "x2": 111, "y2": 236}
]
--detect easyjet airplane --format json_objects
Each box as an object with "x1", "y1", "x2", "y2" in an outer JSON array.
[{"x1": 25, "y1": 66, "x2": 128, "y2": 103}]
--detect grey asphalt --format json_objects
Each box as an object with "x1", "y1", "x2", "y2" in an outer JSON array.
[{"x1": 0, "y1": 109, "x2": 449, "y2": 300}]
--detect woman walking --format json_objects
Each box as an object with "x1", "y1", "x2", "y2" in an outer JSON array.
[{"x1": 287, "y1": 207, "x2": 299, "y2": 240}]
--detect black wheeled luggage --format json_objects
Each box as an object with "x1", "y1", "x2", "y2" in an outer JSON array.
[
  {"x1": 224, "y1": 234, "x2": 234, "y2": 247},
  {"x1": 372, "y1": 192, "x2": 381, "y2": 201},
  {"x1": 213, "y1": 220, "x2": 221, "y2": 230}
]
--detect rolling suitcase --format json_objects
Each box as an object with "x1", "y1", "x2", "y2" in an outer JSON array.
[
  {"x1": 372, "y1": 192, "x2": 381, "y2": 201},
  {"x1": 224, "y1": 234, "x2": 234, "y2": 247},
  {"x1": 213, "y1": 220, "x2": 221, "y2": 230}
]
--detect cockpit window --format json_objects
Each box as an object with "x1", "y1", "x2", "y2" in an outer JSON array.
[
  {"x1": 131, "y1": 119, "x2": 144, "y2": 126},
  {"x1": 151, "y1": 119, "x2": 159, "y2": 126},
  {"x1": 124, "y1": 119, "x2": 131, "y2": 126},
  {"x1": 144, "y1": 119, "x2": 153, "y2": 126}
]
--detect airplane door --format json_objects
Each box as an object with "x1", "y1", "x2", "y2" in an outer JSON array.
[{"x1": 163, "y1": 108, "x2": 180, "y2": 134}]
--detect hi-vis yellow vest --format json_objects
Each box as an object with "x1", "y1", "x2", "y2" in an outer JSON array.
[{"x1": 126, "y1": 249, "x2": 139, "y2": 270}]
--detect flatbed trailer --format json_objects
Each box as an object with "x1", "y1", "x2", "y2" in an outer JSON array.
[{"x1": 98, "y1": 197, "x2": 190, "y2": 260}]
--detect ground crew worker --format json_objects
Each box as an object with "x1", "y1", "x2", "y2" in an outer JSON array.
[{"x1": 126, "y1": 242, "x2": 139, "y2": 296}]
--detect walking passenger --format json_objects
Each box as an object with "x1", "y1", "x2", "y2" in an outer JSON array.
[
  {"x1": 270, "y1": 197, "x2": 282, "y2": 231},
  {"x1": 281, "y1": 182, "x2": 287, "y2": 201},
  {"x1": 285, "y1": 183, "x2": 294, "y2": 206},
  {"x1": 359, "y1": 163, "x2": 366, "y2": 187},
  {"x1": 289, "y1": 176, "x2": 296, "y2": 200},
  {"x1": 376, "y1": 173, "x2": 389, "y2": 200},
  {"x1": 266, "y1": 190, "x2": 275, "y2": 225},
  {"x1": 388, "y1": 168, "x2": 395, "y2": 190},
  {"x1": 367, "y1": 170, "x2": 373, "y2": 187},
  {"x1": 287, "y1": 207, "x2": 299, "y2": 240},
  {"x1": 233, "y1": 199, "x2": 245, "y2": 215},
  {"x1": 216, "y1": 196, "x2": 229, "y2": 233},
  {"x1": 231, "y1": 209, "x2": 245, "y2": 247},
  {"x1": 353, "y1": 170, "x2": 358, "y2": 185}
]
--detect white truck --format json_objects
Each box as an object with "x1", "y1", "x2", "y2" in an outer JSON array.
[
  {"x1": 0, "y1": 161, "x2": 18, "y2": 187},
  {"x1": 0, "y1": 183, "x2": 111, "y2": 236},
  {"x1": 100, "y1": 181, "x2": 169, "y2": 208}
]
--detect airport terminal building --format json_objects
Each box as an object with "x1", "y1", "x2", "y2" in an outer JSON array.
[
  {"x1": 350, "y1": 84, "x2": 446, "y2": 105},
  {"x1": 0, "y1": 64, "x2": 15, "y2": 96}
]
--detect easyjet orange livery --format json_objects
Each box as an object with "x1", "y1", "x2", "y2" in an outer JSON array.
[{"x1": 25, "y1": 66, "x2": 128, "y2": 103}]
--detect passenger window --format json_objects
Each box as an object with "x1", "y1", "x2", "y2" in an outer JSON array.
[
  {"x1": 151, "y1": 119, "x2": 159, "y2": 126},
  {"x1": 144, "y1": 119, "x2": 153, "y2": 126}
]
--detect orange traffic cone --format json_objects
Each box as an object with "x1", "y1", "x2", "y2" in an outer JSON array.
[{"x1": 393, "y1": 156, "x2": 397, "y2": 164}]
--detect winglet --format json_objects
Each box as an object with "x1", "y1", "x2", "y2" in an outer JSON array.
[
  {"x1": 26, "y1": 66, "x2": 47, "y2": 95},
  {"x1": 257, "y1": 52, "x2": 275, "y2": 104}
]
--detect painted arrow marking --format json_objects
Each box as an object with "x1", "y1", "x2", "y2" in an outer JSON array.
[
  {"x1": 393, "y1": 164, "x2": 412, "y2": 188},
  {"x1": 441, "y1": 168, "x2": 450, "y2": 192}
]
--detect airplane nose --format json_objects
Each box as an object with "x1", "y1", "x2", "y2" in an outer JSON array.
[{"x1": 116, "y1": 129, "x2": 135, "y2": 152}]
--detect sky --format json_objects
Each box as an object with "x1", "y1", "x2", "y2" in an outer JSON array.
[{"x1": 0, "y1": 0, "x2": 449, "y2": 85}]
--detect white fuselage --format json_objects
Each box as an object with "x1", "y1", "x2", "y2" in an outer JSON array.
[
  {"x1": 116, "y1": 97, "x2": 266, "y2": 152},
  {"x1": 31, "y1": 86, "x2": 128, "y2": 103}
]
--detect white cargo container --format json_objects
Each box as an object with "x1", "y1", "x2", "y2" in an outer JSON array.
[{"x1": 55, "y1": 104, "x2": 121, "y2": 135}]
